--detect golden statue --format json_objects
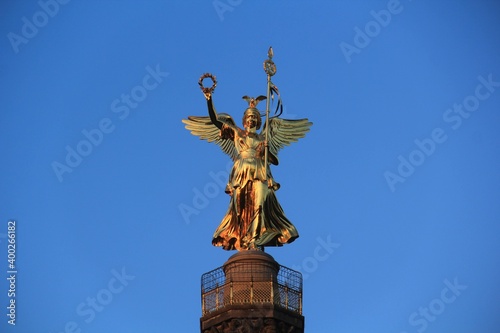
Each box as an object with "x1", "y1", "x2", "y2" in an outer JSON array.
[{"x1": 183, "y1": 48, "x2": 312, "y2": 251}]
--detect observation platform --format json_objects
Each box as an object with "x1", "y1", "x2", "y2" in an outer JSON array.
[{"x1": 200, "y1": 250, "x2": 304, "y2": 333}]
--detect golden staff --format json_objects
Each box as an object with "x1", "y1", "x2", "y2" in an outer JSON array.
[{"x1": 263, "y1": 47, "x2": 277, "y2": 186}]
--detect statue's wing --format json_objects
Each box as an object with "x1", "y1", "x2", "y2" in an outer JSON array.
[
  {"x1": 265, "y1": 117, "x2": 312, "y2": 159},
  {"x1": 182, "y1": 113, "x2": 238, "y2": 161}
]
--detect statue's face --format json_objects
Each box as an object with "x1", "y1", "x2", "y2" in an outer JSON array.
[{"x1": 244, "y1": 113, "x2": 259, "y2": 129}]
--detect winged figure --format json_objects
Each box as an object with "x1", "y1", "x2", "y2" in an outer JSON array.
[{"x1": 182, "y1": 92, "x2": 312, "y2": 251}]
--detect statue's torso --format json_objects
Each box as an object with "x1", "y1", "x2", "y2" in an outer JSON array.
[
  {"x1": 235, "y1": 130, "x2": 265, "y2": 160},
  {"x1": 230, "y1": 128, "x2": 266, "y2": 185}
]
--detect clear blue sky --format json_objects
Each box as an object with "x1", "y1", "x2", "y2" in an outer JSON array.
[{"x1": 1, "y1": 1, "x2": 500, "y2": 332}]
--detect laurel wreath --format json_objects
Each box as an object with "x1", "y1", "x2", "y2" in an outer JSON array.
[{"x1": 198, "y1": 73, "x2": 217, "y2": 94}]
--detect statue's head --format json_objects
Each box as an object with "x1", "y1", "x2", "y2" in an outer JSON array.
[
  {"x1": 242, "y1": 95, "x2": 266, "y2": 130},
  {"x1": 243, "y1": 108, "x2": 262, "y2": 130}
]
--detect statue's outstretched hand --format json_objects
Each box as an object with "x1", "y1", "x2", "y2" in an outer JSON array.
[{"x1": 203, "y1": 91, "x2": 212, "y2": 100}]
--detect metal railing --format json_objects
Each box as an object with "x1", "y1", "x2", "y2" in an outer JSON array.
[{"x1": 201, "y1": 263, "x2": 302, "y2": 315}]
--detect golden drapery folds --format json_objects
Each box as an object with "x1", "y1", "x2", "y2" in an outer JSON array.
[{"x1": 183, "y1": 93, "x2": 312, "y2": 251}]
